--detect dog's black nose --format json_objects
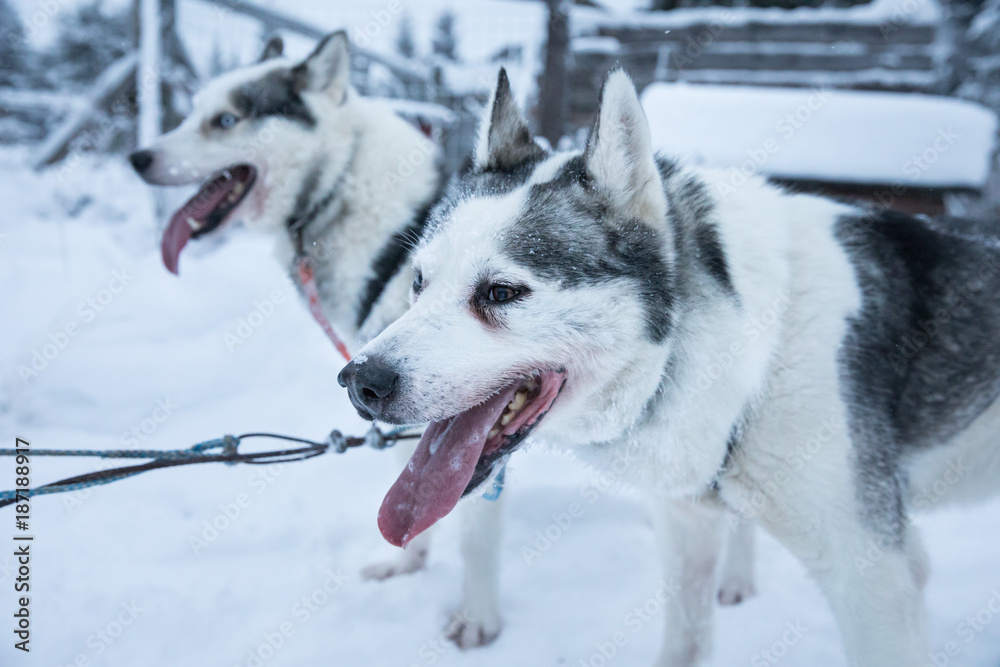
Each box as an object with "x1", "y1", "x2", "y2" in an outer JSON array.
[
  {"x1": 338, "y1": 358, "x2": 399, "y2": 421},
  {"x1": 128, "y1": 150, "x2": 154, "y2": 174}
]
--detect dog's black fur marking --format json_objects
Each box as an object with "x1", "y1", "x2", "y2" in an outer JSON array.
[
  {"x1": 665, "y1": 169, "x2": 735, "y2": 299},
  {"x1": 836, "y1": 209, "x2": 1000, "y2": 540},
  {"x1": 423, "y1": 154, "x2": 548, "y2": 240},
  {"x1": 232, "y1": 69, "x2": 315, "y2": 127},
  {"x1": 692, "y1": 222, "x2": 735, "y2": 297},
  {"x1": 355, "y1": 180, "x2": 445, "y2": 331},
  {"x1": 502, "y1": 156, "x2": 675, "y2": 343}
]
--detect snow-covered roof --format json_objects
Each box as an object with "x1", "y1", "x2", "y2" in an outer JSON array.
[
  {"x1": 641, "y1": 83, "x2": 998, "y2": 189},
  {"x1": 583, "y1": 0, "x2": 941, "y2": 28}
]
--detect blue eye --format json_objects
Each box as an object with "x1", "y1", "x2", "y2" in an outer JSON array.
[
  {"x1": 213, "y1": 112, "x2": 239, "y2": 130},
  {"x1": 412, "y1": 270, "x2": 423, "y2": 294}
]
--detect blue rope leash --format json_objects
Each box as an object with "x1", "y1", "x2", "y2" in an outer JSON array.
[
  {"x1": 0, "y1": 425, "x2": 506, "y2": 506},
  {"x1": 0, "y1": 427, "x2": 419, "y2": 507}
]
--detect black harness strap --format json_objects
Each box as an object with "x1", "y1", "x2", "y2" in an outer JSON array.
[{"x1": 354, "y1": 181, "x2": 444, "y2": 330}]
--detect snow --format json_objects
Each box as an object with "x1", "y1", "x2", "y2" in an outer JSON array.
[
  {"x1": 641, "y1": 82, "x2": 999, "y2": 188},
  {"x1": 578, "y1": 0, "x2": 942, "y2": 31},
  {"x1": 173, "y1": 0, "x2": 546, "y2": 101},
  {"x1": 3, "y1": 146, "x2": 1000, "y2": 667}
]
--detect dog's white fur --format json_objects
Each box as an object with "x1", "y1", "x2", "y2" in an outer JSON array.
[
  {"x1": 132, "y1": 34, "x2": 518, "y2": 645},
  {"x1": 138, "y1": 39, "x2": 762, "y2": 650},
  {"x1": 351, "y1": 69, "x2": 1000, "y2": 666}
]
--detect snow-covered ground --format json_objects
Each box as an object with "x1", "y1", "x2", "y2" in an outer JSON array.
[{"x1": 3, "y1": 143, "x2": 1000, "y2": 667}]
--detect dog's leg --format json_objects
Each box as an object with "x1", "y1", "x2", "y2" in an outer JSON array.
[
  {"x1": 716, "y1": 515, "x2": 756, "y2": 606},
  {"x1": 448, "y1": 492, "x2": 504, "y2": 649},
  {"x1": 360, "y1": 441, "x2": 430, "y2": 580},
  {"x1": 651, "y1": 496, "x2": 724, "y2": 667},
  {"x1": 754, "y1": 496, "x2": 928, "y2": 667}
]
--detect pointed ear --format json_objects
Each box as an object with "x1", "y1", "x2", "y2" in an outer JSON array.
[
  {"x1": 258, "y1": 35, "x2": 284, "y2": 62},
  {"x1": 474, "y1": 68, "x2": 545, "y2": 171},
  {"x1": 292, "y1": 31, "x2": 350, "y2": 101},
  {"x1": 584, "y1": 69, "x2": 666, "y2": 222}
]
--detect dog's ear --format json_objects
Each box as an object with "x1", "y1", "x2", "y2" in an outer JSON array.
[
  {"x1": 474, "y1": 68, "x2": 545, "y2": 172},
  {"x1": 258, "y1": 35, "x2": 284, "y2": 62},
  {"x1": 584, "y1": 68, "x2": 666, "y2": 222},
  {"x1": 293, "y1": 31, "x2": 350, "y2": 102}
]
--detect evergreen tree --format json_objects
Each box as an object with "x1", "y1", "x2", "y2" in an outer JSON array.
[
  {"x1": 43, "y1": 1, "x2": 132, "y2": 87},
  {"x1": 432, "y1": 11, "x2": 458, "y2": 61},
  {"x1": 0, "y1": 0, "x2": 25, "y2": 87},
  {"x1": 395, "y1": 13, "x2": 416, "y2": 59},
  {"x1": 953, "y1": 0, "x2": 1000, "y2": 219}
]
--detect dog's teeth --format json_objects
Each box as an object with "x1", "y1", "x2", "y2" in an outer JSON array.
[
  {"x1": 525, "y1": 377, "x2": 537, "y2": 391},
  {"x1": 500, "y1": 412, "x2": 513, "y2": 426},
  {"x1": 223, "y1": 169, "x2": 232, "y2": 180},
  {"x1": 186, "y1": 217, "x2": 201, "y2": 230},
  {"x1": 488, "y1": 427, "x2": 500, "y2": 438},
  {"x1": 510, "y1": 391, "x2": 527, "y2": 411},
  {"x1": 233, "y1": 182, "x2": 245, "y2": 197}
]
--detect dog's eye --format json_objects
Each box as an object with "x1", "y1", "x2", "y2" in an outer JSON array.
[
  {"x1": 487, "y1": 284, "x2": 520, "y2": 303},
  {"x1": 412, "y1": 270, "x2": 423, "y2": 294},
  {"x1": 212, "y1": 112, "x2": 239, "y2": 130}
]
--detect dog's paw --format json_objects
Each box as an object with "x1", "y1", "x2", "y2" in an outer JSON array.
[
  {"x1": 446, "y1": 611, "x2": 501, "y2": 649},
  {"x1": 717, "y1": 578, "x2": 756, "y2": 606},
  {"x1": 359, "y1": 548, "x2": 427, "y2": 581}
]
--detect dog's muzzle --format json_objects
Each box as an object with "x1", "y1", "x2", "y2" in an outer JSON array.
[{"x1": 338, "y1": 358, "x2": 399, "y2": 421}]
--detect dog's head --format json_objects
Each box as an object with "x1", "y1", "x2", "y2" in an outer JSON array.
[
  {"x1": 339, "y1": 68, "x2": 675, "y2": 547},
  {"x1": 129, "y1": 32, "x2": 357, "y2": 273}
]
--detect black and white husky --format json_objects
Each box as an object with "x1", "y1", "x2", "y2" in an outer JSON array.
[
  {"x1": 339, "y1": 67, "x2": 1000, "y2": 666},
  {"x1": 127, "y1": 32, "x2": 523, "y2": 646}
]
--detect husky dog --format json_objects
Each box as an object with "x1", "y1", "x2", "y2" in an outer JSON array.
[
  {"x1": 339, "y1": 67, "x2": 1000, "y2": 666},
  {"x1": 127, "y1": 32, "x2": 514, "y2": 645},
  {"x1": 128, "y1": 32, "x2": 438, "y2": 344}
]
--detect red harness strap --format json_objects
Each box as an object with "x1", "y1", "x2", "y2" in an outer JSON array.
[{"x1": 295, "y1": 256, "x2": 352, "y2": 362}]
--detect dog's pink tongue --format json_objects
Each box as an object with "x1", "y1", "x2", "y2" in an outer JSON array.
[
  {"x1": 378, "y1": 387, "x2": 516, "y2": 547},
  {"x1": 160, "y1": 174, "x2": 237, "y2": 275},
  {"x1": 161, "y1": 212, "x2": 193, "y2": 275}
]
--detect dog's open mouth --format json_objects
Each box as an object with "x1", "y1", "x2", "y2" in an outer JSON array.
[
  {"x1": 161, "y1": 164, "x2": 257, "y2": 274},
  {"x1": 378, "y1": 369, "x2": 567, "y2": 547}
]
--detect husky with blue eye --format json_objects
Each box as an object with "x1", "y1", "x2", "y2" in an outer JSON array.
[
  {"x1": 339, "y1": 67, "x2": 1000, "y2": 666},
  {"x1": 127, "y1": 31, "x2": 516, "y2": 647}
]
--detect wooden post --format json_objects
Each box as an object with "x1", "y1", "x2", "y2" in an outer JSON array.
[
  {"x1": 137, "y1": 0, "x2": 162, "y2": 146},
  {"x1": 538, "y1": 0, "x2": 569, "y2": 147}
]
